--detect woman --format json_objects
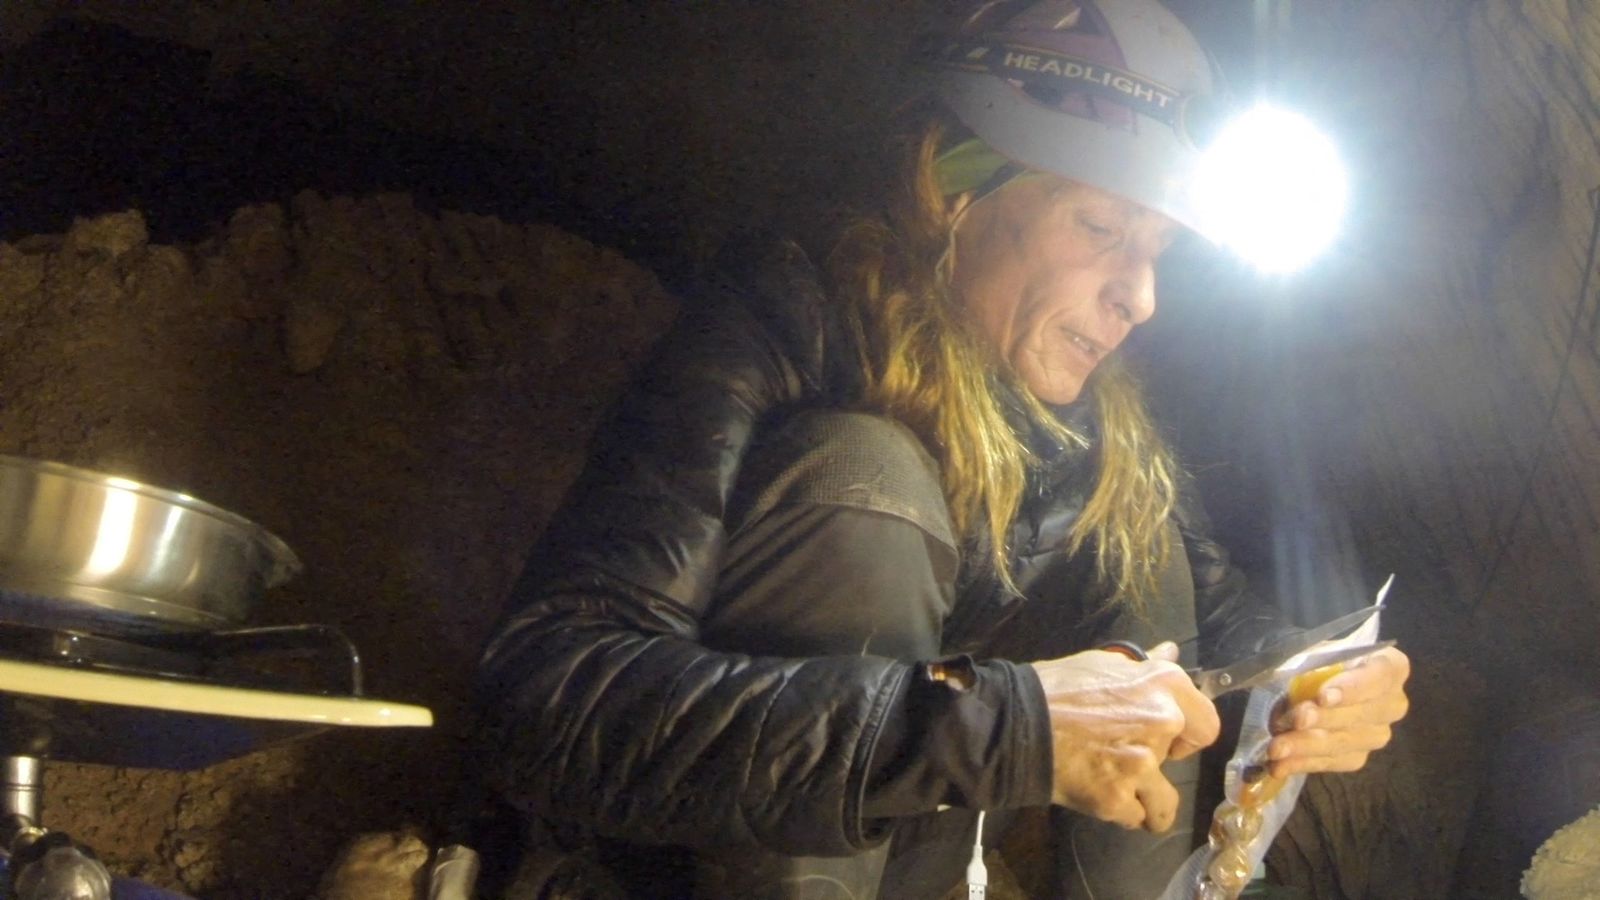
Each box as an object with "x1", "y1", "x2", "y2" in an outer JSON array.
[{"x1": 479, "y1": 1, "x2": 1410, "y2": 897}]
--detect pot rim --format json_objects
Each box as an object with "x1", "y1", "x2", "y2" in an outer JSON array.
[{"x1": 0, "y1": 454, "x2": 303, "y2": 587}]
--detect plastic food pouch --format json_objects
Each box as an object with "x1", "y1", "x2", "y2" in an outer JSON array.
[{"x1": 1159, "y1": 607, "x2": 1384, "y2": 900}]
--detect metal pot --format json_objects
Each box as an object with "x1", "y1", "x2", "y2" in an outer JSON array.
[{"x1": 0, "y1": 456, "x2": 301, "y2": 633}]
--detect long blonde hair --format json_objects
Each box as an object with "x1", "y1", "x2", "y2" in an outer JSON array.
[{"x1": 824, "y1": 116, "x2": 1179, "y2": 610}]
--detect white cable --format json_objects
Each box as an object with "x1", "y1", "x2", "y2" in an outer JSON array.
[{"x1": 966, "y1": 809, "x2": 988, "y2": 899}]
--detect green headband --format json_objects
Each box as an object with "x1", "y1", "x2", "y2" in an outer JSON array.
[{"x1": 934, "y1": 137, "x2": 1026, "y2": 198}]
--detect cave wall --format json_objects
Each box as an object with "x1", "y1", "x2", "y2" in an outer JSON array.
[
  {"x1": 0, "y1": 0, "x2": 928, "y2": 282},
  {"x1": 1287, "y1": 0, "x2": 1600, "y2": 692},
  {"x1": 0, "y1": 199, "x2": 672, "y2": 896},
  {"x1": 1325, "y1": 4, "x2": 1600, "y2": 894},
  {"x1": 1154, "y1": 3, "x2": 1600, "y2": 896}
]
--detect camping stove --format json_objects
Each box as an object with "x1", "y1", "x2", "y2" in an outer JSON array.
[
  {"x1": 0, "y1": 618, "x2": 424, "y2": 771},
  {"x1": 0, "y1": 456, "x2": 431, "y2": 896},
  {"x1": 0, "y1": 617, "x2": 429, "y2": 898}
]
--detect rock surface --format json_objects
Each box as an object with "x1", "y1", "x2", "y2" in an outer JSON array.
[
  {"x1": 1522, "y1": 806, "x2": 1600, "y2": 900},
  {"x1": 0, "y1": 200, "x2": 674, "y2": 897}
]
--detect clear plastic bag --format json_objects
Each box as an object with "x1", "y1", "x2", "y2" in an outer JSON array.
[
  {"x1": 1160, "y1": 609, "x2": 1384, "y2": 900},
  {"x1": 1156, "y1": 681, "x2": 1307, "y2": 900}
]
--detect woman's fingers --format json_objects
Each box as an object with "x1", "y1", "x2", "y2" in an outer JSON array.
[
  {"x1": 1032, "y1": 649, "x2": 1219, "y2": 832},
  {"x1": 1135, "y1": 767, "x2": 1182, "y2": 832},
  {"x1": 1166, "y1": 672, "x2": 1222, "y2": 760},
  {"x1": 1139, "y1": 639, "x2": 1215, "y2": 760},
  {"x1": 1270, "y1": 721, "x2": 1392, "y2": 761},
  {"x1": 1265, "y1": 646, "x2": 1413, "y2": 777},
  {"x1": 1315, "y1": 646, "x2": 1410, "y2": 707},
  {"x1": 1268, "y1": 749, "x2": 1374, "y2": 777},
  {"x1": 1274, "y1": 689, "x2": 1409, "y2": 733},
  {"x1": 1146, "y1": 640, "x2": 1181, "y2": 663}
]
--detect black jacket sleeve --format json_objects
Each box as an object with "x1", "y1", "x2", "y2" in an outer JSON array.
[{"x1": 478, "y1": 244, "x2": 1051, "y2": 856}]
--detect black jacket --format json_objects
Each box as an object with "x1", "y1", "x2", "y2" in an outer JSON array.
[{"x1": 478, "y1": 240, "x2": 1290, "y2": 858}]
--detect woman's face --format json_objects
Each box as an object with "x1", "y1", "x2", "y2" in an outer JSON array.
[{"x1": 951, "y1": 176, "x2": 1178, "y2": 405}]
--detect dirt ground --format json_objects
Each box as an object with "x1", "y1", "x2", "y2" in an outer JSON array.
[{"x1": 0, "y1": 200, "x2": 675, "y2": 896}]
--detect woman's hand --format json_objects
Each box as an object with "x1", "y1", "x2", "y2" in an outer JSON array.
[
  {"x1": 1030, "y1": 642, "x2": 1220, "y2": 832},
  {"x1": 1266, "y1": 645, "x2": 1411, "y2": 778}
]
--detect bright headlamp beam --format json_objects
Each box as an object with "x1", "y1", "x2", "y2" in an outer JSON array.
[{"x1": 1190, "y1": 105, "x2": 1349, "y2": 274}]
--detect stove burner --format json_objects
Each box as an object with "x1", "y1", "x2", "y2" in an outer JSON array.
[{"x1": 0, "y1": 621, "x2": 364, "y2": 697}]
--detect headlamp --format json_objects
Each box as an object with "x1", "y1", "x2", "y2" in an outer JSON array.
[{"x1": 1188, "y1": 104, "x2": 1349, "y2": 274}]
